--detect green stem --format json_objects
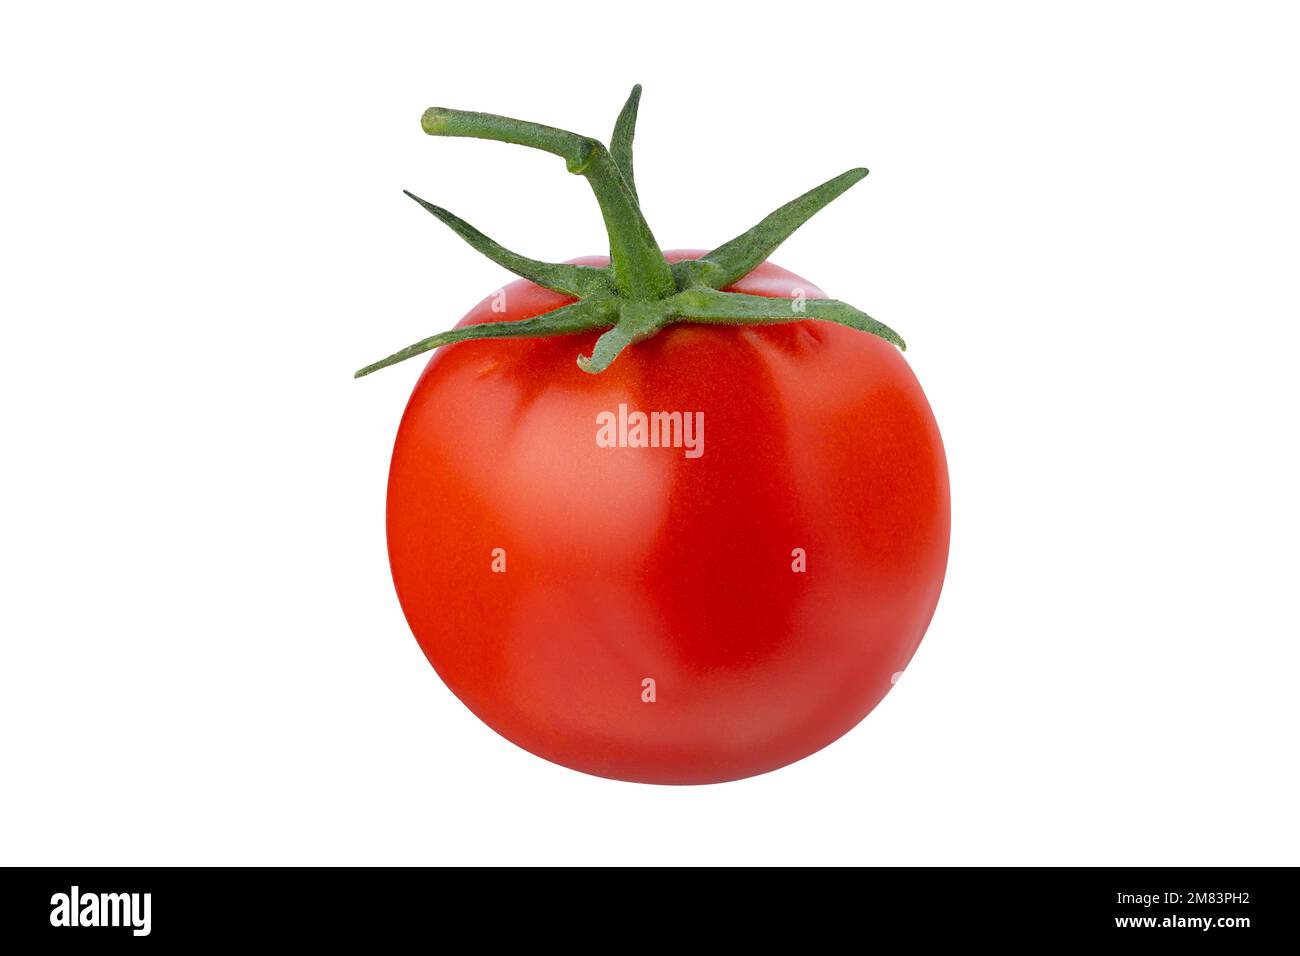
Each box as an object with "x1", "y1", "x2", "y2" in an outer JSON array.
[
  {"x1": 421, "y1": 106, "x2": 673, "y2": 300},
  {"x1": 583, "y1": 148, "x2": 675, "y2": 298},
  {"x1": 421, "y1": 108, "x2": 591, "y2": 168},
  {"x1": 357, "y1": 89, "x2": 905, "y2": 378}
]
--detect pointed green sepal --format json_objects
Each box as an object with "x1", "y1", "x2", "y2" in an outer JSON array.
[
  {"x1": 404, "y1": 191, "x2": 612, "y2": 298},
  {"x1": 667, "y1": 289, "x2": 905, "y2": 350},
  {"x1": 355, "y1": 297, "x2": 619, "y2": 378},
  {"x1": 576, "y1": 299, "x2": 669, "y2": 373},
  {"x1": 675, "y1": 168, "x2": 869, "y2": 291},
  {"x1": 576, "y1": 323, "x2": 636, "y2": 374},
  {"x1": 610, "y1": 84, "x2": 642, "y2": 202}
]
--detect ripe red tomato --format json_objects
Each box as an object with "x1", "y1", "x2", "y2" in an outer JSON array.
[{"x1": 386, "y1": 251, "x2": 949, "y2": 784}]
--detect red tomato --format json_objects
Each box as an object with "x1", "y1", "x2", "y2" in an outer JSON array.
[{"x1": 387, "y1": 251, "x2": 949, "y2": 784}]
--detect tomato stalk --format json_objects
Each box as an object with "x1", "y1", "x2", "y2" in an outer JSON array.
[
  {"x1": 356, "y1": 86, "x2": 904, "y2": 377},
  {"x1": 420, "y1": 103, "x2": 673, "y2": 300}
]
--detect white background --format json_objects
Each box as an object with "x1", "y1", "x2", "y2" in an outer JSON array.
[{"x1": 2, "y1": 2, "x2": 1297, "y2": 866}]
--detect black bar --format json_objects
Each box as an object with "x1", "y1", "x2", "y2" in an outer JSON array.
[{"x1": 1, "y1": 866, "x2": 1294, "y2": 945}]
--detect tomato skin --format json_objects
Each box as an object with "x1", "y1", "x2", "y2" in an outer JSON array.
[{"x1": 387, "y1": 252, "x2": 949, "y2": 784}]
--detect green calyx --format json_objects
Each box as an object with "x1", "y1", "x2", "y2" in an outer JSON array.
[{"x1": 355, "y1": 86, "x2": 903, "y2": 378}]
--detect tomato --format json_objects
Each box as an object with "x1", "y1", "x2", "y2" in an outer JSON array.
[
  {"x1": 370, "y1": 88, "x2": 950, "y2": 783},
  {"x1": 386, "y1": 251, "x2": 950, "y2": 784}
]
